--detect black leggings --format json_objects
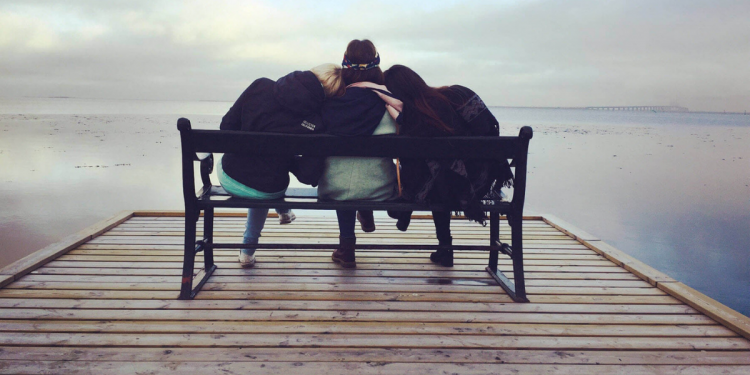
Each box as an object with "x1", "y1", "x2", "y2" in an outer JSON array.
[{"x1": 432, "y1": 210, "x2": 452, "y2": 242}]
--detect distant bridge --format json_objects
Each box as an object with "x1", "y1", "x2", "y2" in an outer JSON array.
[{"x1": 586, "y1": 106, "x2": 689, "y2": 112}]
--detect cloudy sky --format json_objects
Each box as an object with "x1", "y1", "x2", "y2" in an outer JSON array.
[{"x1": 1, "y1": 0, "x2": 748, "y2": 112}]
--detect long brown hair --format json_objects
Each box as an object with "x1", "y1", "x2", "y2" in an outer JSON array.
[
  {"x1": 341, "y1": 39, "x2": 384, "y2": 85},
  {"x1": 384, "y1": 65, "x2": 454, "y2": 133}
]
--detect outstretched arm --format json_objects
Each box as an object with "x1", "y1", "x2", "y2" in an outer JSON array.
[
  {"x1": 386, "y1": 104, "x2": 401, "y2": 122},
  {"x1": 348, "y1": 82, "x2": 403, "y2": 112}
]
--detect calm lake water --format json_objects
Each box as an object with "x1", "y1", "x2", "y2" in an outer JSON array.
[{"x1": 1, "y1": 97, "x2": 748, "y2": 316}]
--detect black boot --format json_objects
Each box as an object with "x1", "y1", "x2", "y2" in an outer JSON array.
[
  {"x1": 332, "y1": 237, "x2": 356, "y2": 268},
  {"x1": 387, "y1": 210, "x2": 412, "y2": 232},
  {"x1": 357, "y1": 210, "x2": 376, "y2": 233},
  {"x1": 430, "y1": 236, "x2": 453, "y2": 267}
]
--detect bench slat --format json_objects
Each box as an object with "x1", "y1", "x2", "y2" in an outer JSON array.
[
  {"x1": 202, "y1": 186, "x2": 510, "y2": 213},
  {"x1": 189, "y1": 131, "x2": 523, "y2": 159}
]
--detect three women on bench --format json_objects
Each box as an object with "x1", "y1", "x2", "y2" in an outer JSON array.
[{"x1": 218, "y1": 39, "x2": 512, "y2": 269}]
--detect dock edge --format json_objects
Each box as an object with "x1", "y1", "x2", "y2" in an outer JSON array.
[
  {"x1": 542, "y1": 213, "x2": 750, "y2": 341},
  {"x1": 0, "y1": 211, "x2": 133, "y2": 286}
]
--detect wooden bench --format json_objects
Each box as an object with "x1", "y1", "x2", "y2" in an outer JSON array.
[{"x1": 177, "y1": 117, "x2": 533, "y2": 302}]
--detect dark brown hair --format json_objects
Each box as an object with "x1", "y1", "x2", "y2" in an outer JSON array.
[
  {"x1": 341, "y1": 39, "x2": 384, "y2": 85},
  {"x1": 384, "y1": 64, "x2": 454, "y2": 133}
]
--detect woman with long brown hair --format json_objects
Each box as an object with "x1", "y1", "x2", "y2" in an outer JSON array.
[{"x1": 352, "y1": 64, "x2": 513, "y2": 267}]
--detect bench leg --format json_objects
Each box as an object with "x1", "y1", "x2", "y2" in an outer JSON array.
[
  {"x1": 488, "y1": 212, "x2": 499, "y2": 272},
  {"x1": 510, "y1": 214, "x2": 528, "y2": 302},
  {"x1": 485, "y1": 212, "x2": 529, "y2": 303},
  {"x1": 178, "y1": 210, "x2": 199, "y2": 300},
  {"x1": 178, "y1": 209, "x2": 218, "y2": 300},
  {"x1": 203, "y1": 207, "x2": 216, "y2": 270}
]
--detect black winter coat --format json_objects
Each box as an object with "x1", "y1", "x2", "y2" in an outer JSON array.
[
  {"x1": 322, "y1": 87, "x2": 386, "y2": 136},
  {"x1": 396, "y1": 85, "x2": 514, "y2": 223},
  {"x1": 220, "y1": 71, "x2": 325, "y2": 193}
]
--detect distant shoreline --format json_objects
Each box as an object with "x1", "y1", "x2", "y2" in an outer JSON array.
[
  {"x1": 488, "y1": 105, "x2": 749, "y2": 115},
  {"x1": 3, "y1": 96, "x2": 747, "y2": 115}
]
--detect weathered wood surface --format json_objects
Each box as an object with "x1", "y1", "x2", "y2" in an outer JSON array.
[{"x1": 0, "y1": 213, "x2": 748, "y2": 374}]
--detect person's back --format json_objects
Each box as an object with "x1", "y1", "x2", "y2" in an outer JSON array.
[
  {"x1": 220, "y1": 70, "x2": 327, "y2": 193},
  {"x1": 318, "y1": 86, "x2": 398, "y2": 202},
  {"x1": 319, "y1": 39, "x2": 394, "y2": 269}
]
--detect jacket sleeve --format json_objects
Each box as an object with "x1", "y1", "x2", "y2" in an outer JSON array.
[{"x1": 290, "y1": 156, "x2": 325, "y2": 187}]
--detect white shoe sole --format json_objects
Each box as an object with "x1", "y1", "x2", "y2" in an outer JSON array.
[
  {"x1": 239, "y1": 253, "x2": 256, "y2": 268},
  {"x1": 279, "y1": 213, "x2": 296, "y2": 225}
]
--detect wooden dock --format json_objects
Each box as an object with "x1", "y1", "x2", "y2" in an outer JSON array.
[{"x1": 1, "y1": 211, "x2": 749, "y2": 374}]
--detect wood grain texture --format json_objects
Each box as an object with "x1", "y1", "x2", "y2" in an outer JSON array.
[
  {"x1": 0, "y1": 213, "x2": 747, "y2": 372},
  {"x1": 660, "y1": 282, "x2": 750, "y2": 341}
]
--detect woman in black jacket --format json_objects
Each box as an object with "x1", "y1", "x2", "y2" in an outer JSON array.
[
  {"x1": 354, "y1": 64, "x2": 514, "y2": 267},
  {"x1": 219, "y1": 64, "x2": 343, "y2": 267}
]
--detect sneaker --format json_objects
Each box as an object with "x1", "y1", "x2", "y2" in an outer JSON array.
[
  {"x1": 279, "y1": 211, "x2": 296, "y2": 225},
  {"x1": 238, "y1": 249, "x2": 256, "y2": 268}
]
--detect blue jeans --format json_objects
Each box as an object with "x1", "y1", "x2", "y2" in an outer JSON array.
[{"x1": 243, "y1": 208, "x2": 290, "y2": 254}]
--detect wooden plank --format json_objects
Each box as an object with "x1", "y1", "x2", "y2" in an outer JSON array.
[
  {"x1": 28, "y1": 270, "x2": 652, "y2": 287},
  {"x1": 0, "y1": 320, "x2": 734, "y2": 337},
  {"x1": 0, "y1": 309, "x2": 716, "y2": 325},
  {"x1": 6, "y1": 278, "x2": 666, "y2": 297},
  {"x1": 0, "y1": 290, "x2": 512, "y2": 303},
  {"x1": 0, "y1": 299, "x2": 699, "y2": 314},
  {"x1": 0, "y1": 211, "x2": 133, "y2": 281},
  {"x1": 0, "y1": 275, "x2": 12, "y2": 289},
  {"x1": 3, "y1": 361, "x2": 748, "y2": 375},
  {"x1": 99, "y1": 232, "x2": 571, "y2": 241},
  {"x1": 0, "y1": 289, "x2": 686, "y2": 304},
  {"x1": 2, "y1": 282, "x2": 502, "y2": 294},
  {"x1": 660, "y1": 282, "x2": 750, "y2": 341},
  {"x1": 30, "y1": 270, "x2": 642, "y2": 282},
  {"x1": 583, "y1": 240, "x2": 677, "y2": 285},
  {"x1": 52, "y1": 256, "x2": 627, "y2": 271},
  {"x1": 110, "y1": 225, "x2": 555, "y2": 232},
  {"x1": 1, "y1": 347, "x2": 749, "y2": 365},
  {"x1": 0, "y1": 332, "x2": 745, "y2": 349},
  {"x1": 65, "y1": 249, "x2": 599, "y2": 259},
  {"x1": 74, "y1": 243, "x2": 595, "y2": 252}
]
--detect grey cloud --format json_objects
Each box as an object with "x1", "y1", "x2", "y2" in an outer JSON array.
[{"x1": 1, "y1": 0, "x2": 748, "y2": 112}]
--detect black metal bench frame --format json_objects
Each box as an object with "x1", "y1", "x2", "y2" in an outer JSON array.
[{"x1": 177, "y1": 117, "x2": 533, "y2": 302}]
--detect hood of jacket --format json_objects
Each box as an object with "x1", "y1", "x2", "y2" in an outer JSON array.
[{"x1": 273, "y1": 70, "x2": 325, "y2": 115}]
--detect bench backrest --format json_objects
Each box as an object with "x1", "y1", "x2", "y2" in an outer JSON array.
[{"x1": 177, "y1": 118, "x2": 533, "y2": 210}]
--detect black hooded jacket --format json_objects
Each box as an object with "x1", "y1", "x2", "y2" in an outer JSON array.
[
  {"x1": 220, "y1": 71, "x2": 325, "y2": 193},
  {"x1": 322, "y1": 87, "x2": 386, "y2": 136}
]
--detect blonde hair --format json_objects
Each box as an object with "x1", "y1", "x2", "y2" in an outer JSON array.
[{"x1": 311, "y1": 63, "x2": 344, "y2": 98}]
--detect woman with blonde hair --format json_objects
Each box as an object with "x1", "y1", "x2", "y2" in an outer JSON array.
[{"x1": 219, "y1": 63, "x2": 343, "y2": 267}]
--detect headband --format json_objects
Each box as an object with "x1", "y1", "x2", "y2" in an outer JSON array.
[{"x1": 342, "y1": 51, "x2": 380, "y2": 70}]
